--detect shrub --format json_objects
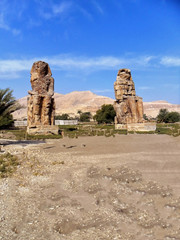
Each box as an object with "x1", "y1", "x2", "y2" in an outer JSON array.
[
  {"x1": 0, "y1": 153, "x2": 19, "y2": 178},
  {"x1": 93, "y1": 104, "x2": 116, "y2": 124},
  {"x1": 164, "y1": 112, "x2": 180, "y2": 123},
  {"x1": 157, "y1": 109, "x2": 180, "y2": 123},
  {"x1": 157, "y1": 109, "x2": 169, "y2": 123},
  {"x1": 143, "y1": 114, "x2": 148, "y2": 120},
  {"x1": 79, "y1": 112, "x2": 91, "y2": 122},
  {"x1": 55, "y1": 114, "x2": 70, "y2": 120}
]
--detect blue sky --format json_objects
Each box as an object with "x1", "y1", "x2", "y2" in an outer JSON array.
[{"x1": 0, "y1": 0, "x2": 180, "y2": 103}]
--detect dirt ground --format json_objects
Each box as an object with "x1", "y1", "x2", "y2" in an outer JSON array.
[{"x1": 0, "y1": 134, "x2": 180, "y2": 240}]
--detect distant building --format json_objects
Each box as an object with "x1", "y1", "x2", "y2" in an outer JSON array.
[{"x1": 14, "y1": 120, "x2": 78, "y2": 127}]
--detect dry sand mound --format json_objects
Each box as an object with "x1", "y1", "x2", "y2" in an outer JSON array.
[{"x1": 0, "y1": 135, "x2": 180, "y2": 239}]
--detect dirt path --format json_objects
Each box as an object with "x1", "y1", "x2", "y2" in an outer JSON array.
[{"x1": 0, "y1": 135, "x2": 180, "y2": 239}]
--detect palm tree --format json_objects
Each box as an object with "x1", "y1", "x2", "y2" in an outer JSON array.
[{"x1": 0, "y1": 88, "x2": 21, "y2": 128}]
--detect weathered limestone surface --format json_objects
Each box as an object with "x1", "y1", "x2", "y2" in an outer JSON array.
[
  {"x1": 114, "y1": 69, "x2": 144, "y2": 124},
  {"x1": 27, "y1": 61, "x2": 58, "y2": 135},
  {"x1": 115, "y1": 122, "x2": 157, "y2": 132},
  {"x1": 114, "y1": 69, "x2": 136, "y2": 101}
]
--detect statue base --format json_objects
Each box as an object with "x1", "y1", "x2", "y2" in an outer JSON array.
[
  {"x1": 115, "y1": 122, "x2": 156, "y2": 132},
  {"x1": 27, "y1": 125, "x2": 59, "y2": 135}
]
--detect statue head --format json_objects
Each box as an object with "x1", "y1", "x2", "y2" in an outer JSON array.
[
  {"x1": 30, "y1": 61, "x2": 52, "y2": 79},
  {"x1": 114, "y1": 68, "x2": 135, "y2": 101},
  {"x1": 117, "y1": 68, "x2": 131, "y2": 80},
  {"x1": 29, "y1": 61, "x2": 54, "y2": 95}
]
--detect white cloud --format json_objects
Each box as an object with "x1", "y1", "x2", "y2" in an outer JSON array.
[
  {"x1": 47, "y1": 56, "x2": 124, "y2": 69},
  {"x1": 52, "y1": 2, "x2": 72, "y2": 15},
  {"x1": 77, "y1": 6, "x2": 93, "y2": 20},
  {"x1": 0, "y1": 13, "x2": 9, "y2": 30},
  {"x1": 12, "y1": 28, "x2": 21, "y2": 36},
  {"x1": 0, "y1": 72, "x2": 20, "y2": 80},
  {"x1": 39, "y1": 1, "x2": 73, "y2": 19},
  {"x1": 0, "y1": 56, "x2": 124, "y2": 76},
  {"x1": 0, "y1": 54, "x2": 177, "y2": 79},
  {"x1": 45, "y1": 55, "x2": 154, "y2": 70},
  {"x1": 160, "y1": 57, "x2": 180, "y2": 67},
  {"x1": 0, "y1": 1, "x2": 21, "y2": 35},
  {"x1": 0, "y1": 59, "x2": 33, "y2": 73},
  {"x1": 92, "y1": 1, "x2": 104, "y2": 14}
]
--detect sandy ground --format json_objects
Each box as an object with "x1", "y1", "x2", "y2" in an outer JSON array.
[{"x1": 0, "y1": 134, "x2": 180, "y2": 239}]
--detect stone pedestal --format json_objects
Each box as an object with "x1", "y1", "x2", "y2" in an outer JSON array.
[
  {"x1": 27, "y1": 125, "x2": 59, "y2": 135},
  {"x1": 115, "y1": 122, "x2": 156, "y2": 132}
]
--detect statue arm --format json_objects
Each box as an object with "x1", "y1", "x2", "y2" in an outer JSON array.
[
  {"x1": 47, "y1": 77, "x2": 54, "y2": 96},
  {"x1": 28, "y1": 90, "x2": 36, "y2": 95}
]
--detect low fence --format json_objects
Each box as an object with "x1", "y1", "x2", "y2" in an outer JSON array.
[
  {"x1": 14, "y1": 121, "x2": 27, "y2": 127},
  {"x1": 55, "y1": 120, "x2": 78, "y2": 125},
  {"x1": 14, "y1": 120, "x2": 78, "y2": 127}
]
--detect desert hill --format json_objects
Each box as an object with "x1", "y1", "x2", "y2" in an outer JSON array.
[
  {"x1": 13, "y1": 91, "x2": 180, "y2": 120},
  {"x1": 143, "y1": 100, "x2": 180, "y2": 118}
]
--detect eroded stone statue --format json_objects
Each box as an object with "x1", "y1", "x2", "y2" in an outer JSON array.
[
  {"x1": 27, "y1": 61, "x2": 58, "y2": 134},
  {"x1": 114, "y1": 69, "x2": 144, "y2": 124}
]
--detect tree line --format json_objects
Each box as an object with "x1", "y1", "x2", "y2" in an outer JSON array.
[
  {"x1": 156, "y1": 109, "x2": 180, "y2": 123},
  {"x1": 55, "y1": 104, "x2": 116, "y2": 124},
  {"x1": 56, "y1": 105, "x2": 180, "y2": 124},
  {"x1": 0, "y1": 87, "x2": 180, "y2": 129}
]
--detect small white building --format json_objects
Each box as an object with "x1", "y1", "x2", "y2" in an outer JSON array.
[
  {"x1": 14, "y1": 120, "x2": 78, "y2": 127},
  {"x1": 55, "y1": 120, "x2": 78, "y2": 125}
]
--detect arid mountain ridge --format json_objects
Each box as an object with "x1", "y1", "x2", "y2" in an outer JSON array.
[{"x1": 13, "y1": 91, "x2": 180, "y2": 120}]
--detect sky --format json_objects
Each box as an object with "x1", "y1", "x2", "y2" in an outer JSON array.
[{"x1": 0, "y1": 0, "x2": 180, "y2": 103}]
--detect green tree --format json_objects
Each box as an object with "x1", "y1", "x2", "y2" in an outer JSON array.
[
  {"x1": 143, "y1": 113, "x2": 148, "y2": 121},
  {"x1": 157, "y1": 109, "x2": 169, "y2": 123},
  {"x1": 164, "y1": 112, "x2": 180, "y2": 123},
  {"x1": 93, "y1": 104, "x2": 116, "y2": 124},
  {"x1": 79, "y1": 112, "x2": 91, "y2": 122},
  {"x1": 157, "y1": 108, "x2": 180, "y2": 123},
  {"x1": 0, "y1": 88, "x2": 21, "y2": 129},
  {"x1": 55, "y1": 113, "x2": 70, "y2": 120},
  {"x1": 77, "y1": 110, "x2": 82, "y2": 115}
]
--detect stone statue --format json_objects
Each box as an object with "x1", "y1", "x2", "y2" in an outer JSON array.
[
  {"x1": 27, "y1": 61, "x2": 58, "y2": 134},
  {"x1": 114, "y1": 68, "x2": 144, "y2": 124}
]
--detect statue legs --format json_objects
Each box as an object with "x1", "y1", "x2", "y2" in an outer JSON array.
[
  {"x1": 33, "y1": 95, "x2": 42, "y2": 125},
  {"x1": 43, "y1": 96, "x2": 52, "y2": 125},
  {"x1": 27, "y1": 95, "x2": 54, "y2": 126},
  {"x1": 114, "y1": 97, "x2": 144, "y2": 124},
  {"x1": 137, "y1": 98, "x2": 144, "y2": 122}
]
